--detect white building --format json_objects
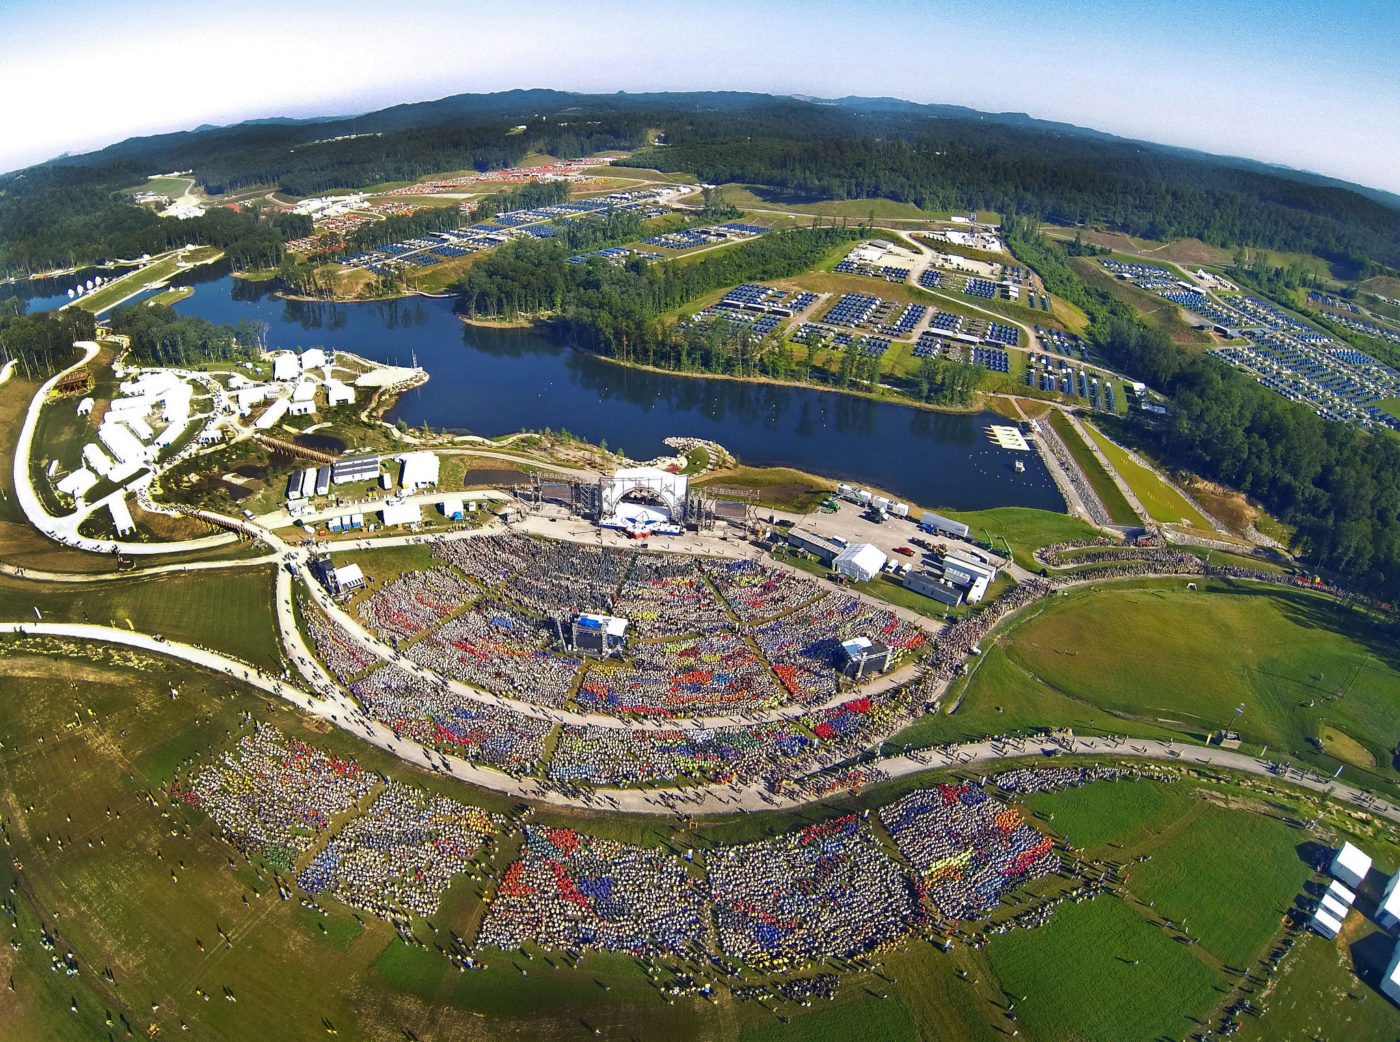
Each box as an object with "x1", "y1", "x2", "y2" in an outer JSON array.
[
  {"x1": 1379, "y1": 872, "x2": 1400, "y2": 932},
  {"x1": 56, "y1": 468, "x2": 97, "y2": 500},
  {"x1": 380, "y1": 502, "x2": 422, "y2": 527},
  {"x1": 1384, "y1": 941, "x2": 1400, "y2": 1004},
  {"x1": 398, "y1": 451, "x2": 440, "y2": 490},
  {"x1": 83, "y1": 443, "x2": 116, "y2": 478},
  {"x1": 943, "y1": 551, "x2": 998, "y2": 603},
  {"x1": 76, "y1": 397, "x2": 94, "y2": 416},
  {"x1": 99, "y1": 420, "x2": 150, "y2": 469},
  {"x1": 600, "y1": 467, "x2": 688, "y2": 526},
  {"x1": 272, "y1": 353, "x2": 300, "y2": 382},
  {"x1": 326, "y1": 380, "x2": 355, "y2": 406},
  {"x1": 1331, "y1": 842, "x2": 1372, "y2": 890},
  {"x1": 107, "y1": 496, "x2": 136, "y2": 536},
  {"x1": 254, "y1": 397, "x2": 290, "y2": 430},
  {"x1": 832, "y1": 543, "x2": 887, "y2": 583},
  {"x1": 1309, "y1": 906, "x2": 1344, "y2": 940},
  {"x1": 236, "y1": 385, "x2": 271, "y2": 415},
  {"x1": 301, "y1": 348, "x2": 328, "y2": 371}
]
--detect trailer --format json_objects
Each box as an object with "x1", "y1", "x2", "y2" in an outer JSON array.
[{"x1": 919, "y1": 511, "x2": 970, "y2": 540}]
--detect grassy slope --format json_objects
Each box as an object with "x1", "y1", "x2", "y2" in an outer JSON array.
[
  {"x1": 1047, "y1": 410, "x2": 1139, "y2": 526},
  {"x1": 1078, "y1": 419, "x2": 1215, "y2": 530}
]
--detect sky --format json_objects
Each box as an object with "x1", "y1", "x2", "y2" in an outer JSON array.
[{"x1": 2, "y1": 0, "x2": 1398, "y2": 193}]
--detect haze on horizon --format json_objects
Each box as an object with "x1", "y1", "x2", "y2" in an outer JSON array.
[{"x1": 3, "y1": 0, "x2": 1398, "y2": 196}]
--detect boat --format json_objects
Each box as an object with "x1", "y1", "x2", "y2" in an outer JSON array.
[{"x1": 1014, "y1": 460, "x2": 1026, "y2": 473}]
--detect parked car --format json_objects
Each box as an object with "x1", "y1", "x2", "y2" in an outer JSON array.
[{"x1": 894, "y1": 546, "x2": 915, "y2": 557}]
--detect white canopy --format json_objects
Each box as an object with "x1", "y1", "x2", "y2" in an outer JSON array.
[{"x1": 833, "y1": 543, "x2": 887, "y2": 582}]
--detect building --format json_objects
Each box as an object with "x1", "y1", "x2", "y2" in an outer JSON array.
[
  {"x1": 840, "y1": 637, "x2": 890, "y2": 680},
  {"x1": 315, "y1": 466, "x2": 331, "y2": 497},
  {"x1": 311, "y1": 559, "x2": 366, "y2": 596},
  {"x1": 76, "y1": 397, "x2": 94, "y2": 416},
  {"x1": 787, "y1": 528, "x2": 843, "y2": 564},
  {"x1": 326, "y1": 380, "x2": 355, "y2": 406},
  {"x1": 943, "y1": 551, "x2": 998, "y2": 604},
  {"x1": 380, "y1": 502, "x2": 422, "y2": 527},
  {"x1": 398, "y1": 451, "x2": 440, "y2": 490},
  {"x1": 107, "y1": 496, "x2": 136, "y2": 537},
  {"x1": 331, "y1": 455, "x2": 380, "y2": 485},
  {"x1": 600, "y1": 467, "x2": 688, "y2": 528},
  {"x1": 1384, "y1": 941, "x2": 1400, "y2": 1005},
  {"x1": 56, "y1": 468, "x2": 97, "y2": 500},
  {"x1": 572, "y1": 613, "x2": 628, "y2": 657},
  {"x1": 1331, "y1": 842, "x2": 1372, "y2": 890},
  {"x1": 254, "y1": 397, "x2": 290, "y2": 430},
  {"x1": 1378, "y1": 872, "x2": 1400, "y2": 932},
  {"x1": 272, "y1": 353, "x2": 300, "y2": 382},
  {"x1": 920, "y1": 511, "x2": 970, "y2": 540},
  {"x1": 903, "y1": 569, "x2": 965, "y2": 607},
  {"x1": 440, "y1": 497, "x2": 465, "y2": 520},
  {"x1": 1309, "y1": 906, "x2": 1344, "y2": 940},
  {"x1": 1326, "y1": 879, "x2": 1357, "y2": 910},
  {"x1": 833, "y1": 543, "x2": 887, "y2": 582},
  {"x1": 301, "y1": 348, "x2": 328, "y2": 371}
]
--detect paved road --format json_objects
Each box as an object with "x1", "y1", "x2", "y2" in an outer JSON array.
[{"x1": 5, "y1": 619, "x2": 1394, "y2": 823}]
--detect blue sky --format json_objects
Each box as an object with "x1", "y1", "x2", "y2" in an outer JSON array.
[{"x1": 2, "y1": 0, "x2": 1398, "y2": 193}]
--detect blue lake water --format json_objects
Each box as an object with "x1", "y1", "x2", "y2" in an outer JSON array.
[{"x1": 28, "y1": 264, "x2": 1065, "y2": 511}]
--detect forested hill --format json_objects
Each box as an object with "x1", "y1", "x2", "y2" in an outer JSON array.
[{"x1": 4, "y1": 90, "x2": 1399, "y2": 276}]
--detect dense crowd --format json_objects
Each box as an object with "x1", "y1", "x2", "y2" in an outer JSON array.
[
  {"x1": 1037, "y1": 423, "x2": 1111, "y2": 525},
  {"x1": 173, "y1": 725, "x2": 373, "y2": 866},
  {"x1": 477, "y1": 826, "x2": 706, "y2": 956},
  {"x1": 404, "y1": 601, "x2": 581, "y2": 708},
  {"x1": 577, "y1": 632, "x2": 785, "y2": 715},
  {"x1": 356, "y1": 567, "x2": 476, "y2": 643},
  {"x1": 304, "y1": 606, "x2": 379, "y2": 679},
  {"x1": 548, "y1": 720, "x2": 815, "y2": 787},
  {"x1": 350, "y1": 664, "x2": 549, "y2": 773},
  {"x1": 991, "y1": 764, "x2": 1167, "y2": 794},
  {"x1": 298, "y1": 782, "x2": 499, "y2": 922},
  {"x1": 702, "y1": 559, "x2": 824, "y2": 624},
  {"x1": 613, "y1": 554, "x2": 732, "y2": 637},
  {"x1": 880, "y1": 782, "x2": 1058, "y2": 921},
  {"x1": 925, "y1": 579, "x2": 1052, "y2": 678},
  {"x1": 709, "y1": 814, "x2": 920, "y2": 967}
]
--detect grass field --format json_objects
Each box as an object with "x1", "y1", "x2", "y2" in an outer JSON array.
[
  {"x1": 986, "y1": 897, "x2": 1223, "y2": 1042},
  {"x1": 72, "y1": 247, "x2": 223, "y2": 314},
  {"x1": 695, "y1": 466, "x2": 832, "y2": 513},
  {"x1": 1078, "y1": 419, "x2": 1215, "y2": 530},
  {"x1": 1071, "y1": 256, "x2": 1214, "y2": 349},
  {"x1": 1021, "y1": 779, "x2": 1198, "y2": 856},
  {"x1": 1046, "y1": 411, "x2": 1139, "y2": 526},
  {"x1": 938, "y1": 506, "x2": 1101, "y2": 571},
  {"x1": 1378, "y1": 398, "x2": 1400, "y2": 421},
  {"x1": 999, "y1": 580, "x2": 1400, "y2": 782},
  {"x1": 718, "y1": 184, "x2": 939, "y2": 221},
  {"x1": 0, "y1": 566, "x2": 280, "y2": 669}
]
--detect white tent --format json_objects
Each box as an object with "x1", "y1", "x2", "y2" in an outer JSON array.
[
  {"x1": 1331, "y1": 842, "x2": 1372, "y2": 889},
  {"x1": 380, "y1": 502, "x2": 422, "y2": 527},
  {"x1": 272, "y1": 353, "x2": 300, "y2": 381},
  {"x1": 1378, "y1": 872, "x2": 1400, "y2": 932},
  {"x1": 398, "y1": 451, "x2": 440, "y2": 490},
  {"x1": 832, "y1": 543, "x2": 887, "y2": 582}
]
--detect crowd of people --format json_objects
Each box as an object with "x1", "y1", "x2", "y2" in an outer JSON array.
[
  {"x1": 879, "y1": 782, "x2": 1058, "y2": 922},
  {"x1": 577, "y1": 632, "x2": 785, "y2": 716},
  {"x1": 477, "y1": 825, "x2": 707, "y2": 956},
  {"x1": 702, "y1": 559, "x2": 824, "y2": 624},
  {"x1": 547, "y1": 719, "x2": 816, "y2": 787},
  {"x1": 304, "y1": 606, "x2": 379, "y2": 679},
  {"x1": 404, "y1": 601, "x2": 581, "y2": 709},
  {"x1": 613, "y1": 554, "x2": 732, "y2": 638},
  {"x1": 298, "y1": 782, "x2": 499, "y2": 923},
  {"x1": 708, "y1": 814, "x2": 920, "y2": 967},
  {"x1": 356, "y1": 567, "x2": 477, "y2": 643},
  {"x1": 173, "y1": 725, "x2": 373, "y2": 866},
  {"x1": 925, "y1": 578, "x2": 1052, "y2": 679},
  {"x1": 1037, "y1": 422, "x2": 1112, "y2": 525},
  {"x1": 350, "y1": 664, "x2": 550, "y2": 774},
  {"x1": 990, "y1": 764, "x2": 1169, "y2": 794},
  {"x1": 750, "y1": 593, "x2": 927, "y2": 703}
]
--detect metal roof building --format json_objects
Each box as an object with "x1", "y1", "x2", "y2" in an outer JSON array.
[{"x1": 1331, "y1": 842, "x2": 1373, "y2": 890}]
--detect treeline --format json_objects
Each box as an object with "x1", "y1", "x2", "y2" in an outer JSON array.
[
  {"x1": 109, "y1": 305, "x2": 264, "y2": 367},
  {"x1": 455, "y1": 226, "x2": 856, "y2": 371},
  {"x1": 1004, "y1": 215, "x2": 1400, "y2": 599},
  {"x1": 619, "y1": 108, "x2": 1400, "y2": 271},
  {"x1": 0, "y1": 307, "x2": 98, "y2": 375},
  {"x1": 0, "y1": 167, "x2": 305, "y2": 276},
  {"x1": 464, "y1": 179, "x2": 570, "y2": 224}
]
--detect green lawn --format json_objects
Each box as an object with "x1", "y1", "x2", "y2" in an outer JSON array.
[
  {"x1": 999, "y1": 580, "x2": 1400, "y2": 786},
  {"x1": 1129, "y1": 805, "x2": 1312, "y2": 969},
  {"x1": 1020, "y1": 779, "x2": 1198, "y2": 857},
  {"x1": 937, "y1": 506, "x2": 1102, "y2": 571},
  {"x1": 986, "y1": 897, "x2": 1223, "y2": 1042},
  {"x1": 1378, "y1": 398, "x2": 1400, "y2": 421},
  {"x1": 740, "y1": 995, "x2": 921, "y2": 1042},
  {"x1": 0, "y1": 566, "x2": 281, "y2": 670},
  {"x1": 1047, "y1": 411, "x2": 1139, "y2": 526},
  {"x1": 1079, "y1": 419, "x2": 1215, "y2": 530},
  {"x1": 72, "y1": 246, "x2": 223, "y2": 315}
]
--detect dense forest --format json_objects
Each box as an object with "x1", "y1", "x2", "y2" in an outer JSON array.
[
  {"x1": 8, "y1": 91, "x2": 1397, "y2": 279},
  {"x1": 0, "y1": 306, "x2": 98, "y2": 375},
  {"x1": 108, "y1": 305, "x2": 265, "y2": 367},
  {"x1": 1005, "y1": 215, "x2": 1400, "y2": 600}
]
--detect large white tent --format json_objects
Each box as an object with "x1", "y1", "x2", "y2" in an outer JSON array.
[{"x1": 832, "y1": 543, "x2": 887, "y2": 582}]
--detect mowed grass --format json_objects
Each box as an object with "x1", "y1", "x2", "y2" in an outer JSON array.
[
  {"x1": 0, "y1": 566, "x2": 281, "y2": 670},
  {"x1": 718, "y1": 184, "x2": 938, "y2": 221},
  {"x1": 1047, "y1": 410, "x2": 1139, "y2": 525},
  {"x1": 938, "y1": 506, "x2": 1102, "y2": 571},
  {"x1": 1128, "y1": 804, "x2": 1312, "y2": 969},
  {"x1": 1079, "y1": 420, "x2": 1215, "y2": 531},
  {"x1": 739, "y1": 995, "x2": 921, "y2": 1042},
  {"x1": 1020, "y1": 779, "x2": 1198, "y2": 857},
  {"x1": 986, "y1": 897, "x2": 1222, "y2": 1042},
  {"x1": 1000, "y1": 581, "x2": 1400, "y2": 784}
]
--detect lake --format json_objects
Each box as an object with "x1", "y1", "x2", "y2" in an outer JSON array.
[{"x1": 48, "y1": 265, "x2": 1067, "y2": 511}]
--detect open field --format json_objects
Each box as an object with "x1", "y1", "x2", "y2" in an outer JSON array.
[
  {"x1": 1078, "y1": 419, "x2": 1215, "y2": 530},
  {"x1": 1021, "y1": 779, "x2": 1198, "y2": 856},
  {"x1": 718, "y1": 184, "x2": 940, "y2": 221},
  {"x1": 695, "y1": 466, "x2": 831, "y2": 513},
  {"x1": 72, "y1": 246, "x2": 223, "y2": 314},
  {"x1": 1071, "y1": 256, "x2": 1214, "y2": 348},
  {"x1": 939, "y1": 506, "x2": 1101, "y2": 571},
  {"x1": 1046, "y1": 410, "x2": 1139, "y2": 525},
  {"x1": 999, "y1": 580, "x2": 1400, "y2": 782},
  {"x1": 0, "y1": 566, "x2": 280, "y2": 669}
]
